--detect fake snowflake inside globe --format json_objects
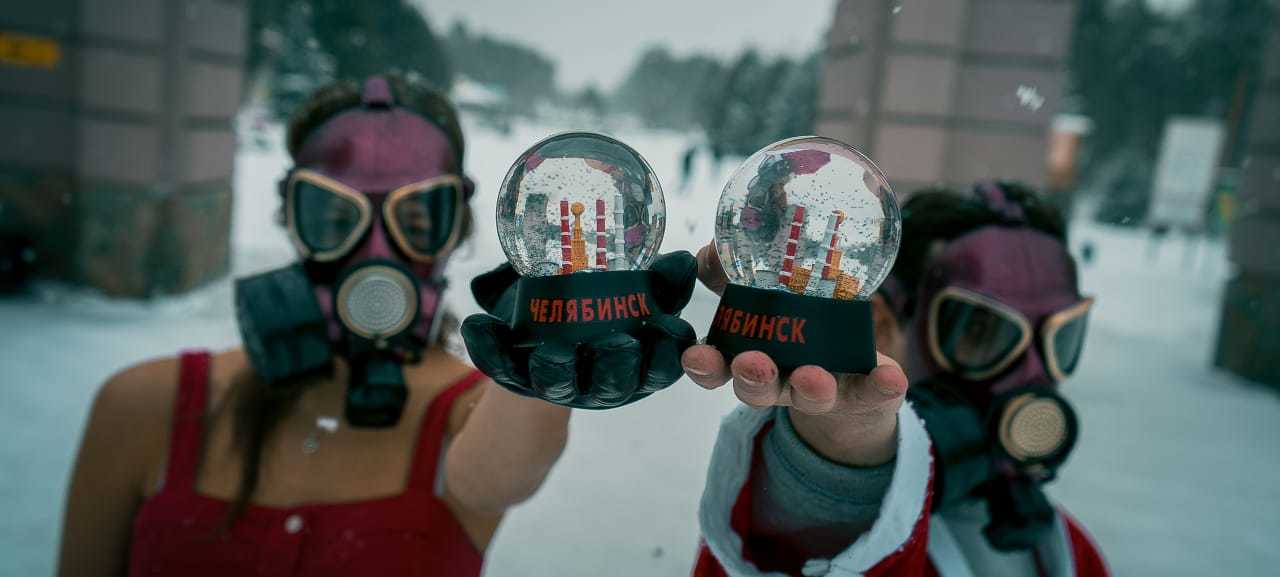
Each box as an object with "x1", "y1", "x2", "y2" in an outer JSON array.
[
  {"x1": 496, "y1": 132, "x2": 666, "y2": 278},
  {"x1": 715, "y1": 136, "x2": 900, "y2": 300}
]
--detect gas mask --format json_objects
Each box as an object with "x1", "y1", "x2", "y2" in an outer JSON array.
[
  {"x1": 902, "y1": 188, "x2": 1093, "y2": 550},
  {"x1": 234, "y1": 76, "x2": 467, "y2": 428}
]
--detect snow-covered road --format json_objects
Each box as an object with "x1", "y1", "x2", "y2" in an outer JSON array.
[{"x1": 1, "y1": 116, "x2": 1276, "y2": 576}]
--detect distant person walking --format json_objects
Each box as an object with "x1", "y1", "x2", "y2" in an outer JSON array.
[{"x1": 679, "y1": 145, "x2": 697, "y2": 194}]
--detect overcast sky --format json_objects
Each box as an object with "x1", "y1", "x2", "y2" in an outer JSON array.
[{"x1": 417, "y1": 0, "x2": 838, "y2": 92}]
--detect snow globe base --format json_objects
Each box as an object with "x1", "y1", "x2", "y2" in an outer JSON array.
[
  {"x1": 706, "y1": 283, "x2": 876, "y2": 375},
  {"x1": 511, "y1": 270, "x2": 656, "y2": 346}
]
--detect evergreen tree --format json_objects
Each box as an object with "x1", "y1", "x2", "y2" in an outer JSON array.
[
  {"x1": 614, "y1": 47, "x2": 724, "y2": 129},
  {"x1": 445, "y1": 22, "x2": 556, "y2": 114},
  {"x1": 700, "y1": 50, "x2": 821, "y2": 157},
  {"x1": 263, "y1": 3, "x2": 334, "y2": 118},
  {"x1": 244, "y1": 0, "x2": 454, "y2": 117},
  {"x1": 1182, "y1": 0, "x2": 1274, "y2": 163},
  {"x1": 1068, "y1": 0, "x2": 1275, "y2": 225},
  {"x1": 309, "y1": 1, "x2": 453, "y2": 88},
  {"x1": 706, "y1": 50, "x2": 766, "y2": 156},
  {"x1": 763, "y1": 52, "x2": 820, "y2": 144},
  {"x1": 245, "y1": 0, "x2": 290, "y2": 84},
  {"x1": 575, "y1": 85, "x2": 608, "y2": 117}
]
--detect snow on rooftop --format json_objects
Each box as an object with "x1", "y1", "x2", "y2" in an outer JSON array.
[
  {"x1": 1053, "y1": 113, "x2": 1094, "y2": 135},
  {"x1": 451, "y1": 77, "x2": 508, "y2": 108}
]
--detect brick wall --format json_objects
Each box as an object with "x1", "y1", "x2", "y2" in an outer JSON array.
[
  {"x1": 816, "y1": 0, "x2": 1074, "y2": 196},
  {"x1": 0, "y1": 0, "x2": 244, "y2": 297}
]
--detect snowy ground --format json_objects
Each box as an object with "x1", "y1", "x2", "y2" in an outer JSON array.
[{"x1": 1, "y1": 115, "x2": 1277, "y2": 577}]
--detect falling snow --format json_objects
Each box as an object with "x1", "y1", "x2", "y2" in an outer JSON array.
[
  {"x1": 0, "y1": 113, "x2": 1276, "y2": 577},
  {"x1": 1016, "y1": 84, "x2": 1046, "y2": 111}
]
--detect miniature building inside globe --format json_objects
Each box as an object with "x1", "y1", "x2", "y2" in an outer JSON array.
[
  {"x1": 714, "y1": 136, "x2": 900, "y2": 302},
  {"x1": 498, "y1": 132, "x2": 666, "y2": 278}
]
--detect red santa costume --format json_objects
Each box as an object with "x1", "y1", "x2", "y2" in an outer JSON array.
[{"x1": 691, "y1": 403, "x2": 1109, "y2": 577}]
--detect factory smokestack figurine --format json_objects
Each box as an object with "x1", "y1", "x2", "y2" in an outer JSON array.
[
  {"x1": 778, "y1": 205, "x2": 805, "y2": 290},
  {"x1": 821, "y1": 209, "x2": 845, "y2": 280},
  {"x1": 595, "y1": 199, "x2": 607, "y2": 270},
  {"x1": 611, "y1": 185, "x2": 627, "y2": 270},
  {"x1": 559, "y1": 199, "x2": 572, "y2": 275}
]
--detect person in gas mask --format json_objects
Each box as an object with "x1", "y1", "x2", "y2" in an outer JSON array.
[
  {"x1": 683, "y1": 183, "x2": 1108, "y2": 577},
  {"x1": 58, "y1": 75, "x2": 695, "y2": 577}
]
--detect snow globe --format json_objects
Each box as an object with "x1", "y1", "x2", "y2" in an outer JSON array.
[
  {"x1": 706, "y1": 136, "x2": 900, "y2": 374},
  {"x1": 495, "y1": 132, "x2": 666, "y2": 344}
]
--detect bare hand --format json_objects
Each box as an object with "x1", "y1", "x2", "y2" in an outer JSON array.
[{"x1": 682, "y1": 244, "x2": 908, "y2": 466}]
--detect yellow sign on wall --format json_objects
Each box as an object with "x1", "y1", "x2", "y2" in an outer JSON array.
[{"x1": 0, "y1": 32, "x2": 62, "y2": 69}]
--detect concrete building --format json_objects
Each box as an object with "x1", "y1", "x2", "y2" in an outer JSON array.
[
  {"x1": 1216, "y1": 7, "x2": 1280, "y2": 387},
  {"x1": 0, "y1": 0, "x2": 246, "y2": 297},
  {"x1": 816, "y1": 0, "x2": 1075, "y2": 195}
]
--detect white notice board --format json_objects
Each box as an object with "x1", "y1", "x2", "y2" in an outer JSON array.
[{"x1": 1148, "y1": 117, "x2": 1225, "y2": 229}]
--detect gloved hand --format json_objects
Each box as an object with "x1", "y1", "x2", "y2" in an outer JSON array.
[{"x1": 461, "y1": 251, "x2": 698, "y2": 409}]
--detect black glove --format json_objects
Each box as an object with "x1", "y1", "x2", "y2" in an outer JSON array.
[{"x1": 461, "y1": 252, "x2": 698, "y2": 409}]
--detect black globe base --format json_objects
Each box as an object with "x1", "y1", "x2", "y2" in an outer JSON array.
[
  {"x1": 511, "y1": 270, "x2": 657, "y2": 346},
  {"x1": 705, "y1": 283, "x2": 877, "y2": 375}
]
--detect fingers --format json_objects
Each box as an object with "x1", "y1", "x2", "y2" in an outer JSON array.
[
  {"x1": 469, "y1": 263, "x2": 521, "y2": 317},
  {"x1": 729, "y1": 351, "x2": 784, "y2": 407},
  {"x1": 528, "y1": 342, "x2": 579, "y2": 405},
  {"x1": 869, "y1": 352, "x2": 909, "y2": 399},
  {"x1": 681, "y1": 344, "x2": 730, "y2": 389},
  {"x1": 786, "y1": 365, "x2": 839, "y2": 414},
  {"x1": 460, "y1": 314, "x2": 531, "y2": 392},
  {"x1": 696, "y1": 243, "x2": 729, "y2": 296},
  {"x1": 837, "y1": 351, "x2": 909, "y2": 412},
  {"x1": 648, "y1": 251, "x2": 698, "y2": 314},
  {"x1": 718, "y1": 350, "x2": 907, "y2": 415},
  {"x1": 638, "y1": 315, "x2": 697, "y2": 394},
  {"x1": 585, "y1": 333, "x2": 643, "y2": 408}
]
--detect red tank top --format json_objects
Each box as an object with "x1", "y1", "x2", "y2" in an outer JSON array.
[{"x1": 128, "y1": 351, "x2": 487, "y2": 577}]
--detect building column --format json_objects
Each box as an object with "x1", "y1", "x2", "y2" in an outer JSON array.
[
  {"x1": 0, "y1": 0, "x2": 245, "y2": 297},
  {"x1": 1216, "y1": 8, "x2": 1280, "y2": 387}
]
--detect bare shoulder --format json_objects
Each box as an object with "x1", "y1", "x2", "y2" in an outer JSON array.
[
  {"x1": 81, "y1": 355, "x2": 186, "y2": 493},
  {"x1": 89, "y1": 349, "x2": 244, "y2": 478},
  {"x1": 93, "y1": 355, "x2": 182, "y2": 428}
]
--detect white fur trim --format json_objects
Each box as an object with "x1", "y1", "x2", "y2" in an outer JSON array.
[
  {"x1": 699, "y1": 402, "x2": 934, "y2": 577},
  {"x1": 698, "y1": 406, "x2": 781, "y2": 576}
]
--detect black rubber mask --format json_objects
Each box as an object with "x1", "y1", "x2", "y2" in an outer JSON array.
[{"x1": 909, "y1": 380, "x2": 1078, "y2": 551}]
